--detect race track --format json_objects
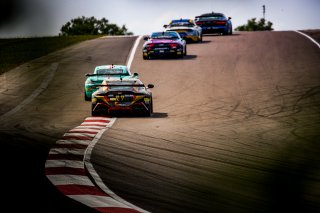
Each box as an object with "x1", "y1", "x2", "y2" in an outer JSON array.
[
  {"x1": 92, "y1": 31, "x2": 320, "y2": 213},
  {"x1": 0, "y1": 31, "x2": 319, "y2": 212}
]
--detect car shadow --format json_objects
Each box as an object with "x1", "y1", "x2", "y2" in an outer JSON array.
[
  {"x1": 187, "y1": 40, "x2": 211, "y2": 44},
  {"x1": 203, "y1": 33, "x2": 241, "y2": 37},
  {"x1": 146, "y1": 55, "x2": 197, "y2": 60}
]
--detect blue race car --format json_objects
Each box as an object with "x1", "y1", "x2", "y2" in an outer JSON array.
[
  {"x1": 195, "y1": 12, "x2": 232, "y2": 35},
  {"x1": 84, "y1": 64, "x2": 138, "y2": 101}
]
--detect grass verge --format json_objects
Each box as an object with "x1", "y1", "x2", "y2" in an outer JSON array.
[{"x1": 0, "y1": 35, "x2": 102, "y2": 75}]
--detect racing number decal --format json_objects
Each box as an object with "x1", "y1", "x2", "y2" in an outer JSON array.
[{"x1": 116, "y1": 95, "x2": 125, "y2": 101}]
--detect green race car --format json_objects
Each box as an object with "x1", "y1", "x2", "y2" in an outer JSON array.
[{"x1": 84, "y1": 64, "x2": 138, "y2": 101}]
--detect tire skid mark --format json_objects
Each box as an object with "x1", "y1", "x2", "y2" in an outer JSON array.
[
  {"x1": 0, "y1": 63, "x2": 58, "y2": 120},
  {"x1": 103, "y1": 129, "x2": 286, "y2": 174},
  {"x1": 45, "y1": 116, "x2": 145, "y2": 213}
]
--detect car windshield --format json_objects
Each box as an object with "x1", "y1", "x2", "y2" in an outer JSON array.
[
  {"x1": 197, "y1": 15, "x2": 226, "y2": 21},
  {"x1": 103, "y1": 80, "x2": 146, "y2": 91},
  {"x1": 170, "y1": 22, "x2": 194, "y2": 27},
  {"x1": 96, "y1": 68, "x2": 129, "y2": 75},
  {"x1": 151, "y1": 32, "x2": 180, "y2": 40}
]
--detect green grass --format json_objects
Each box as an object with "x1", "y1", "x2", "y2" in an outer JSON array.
[{"x1": 0, "y1": 35, "x2": 102, "y2": 75}]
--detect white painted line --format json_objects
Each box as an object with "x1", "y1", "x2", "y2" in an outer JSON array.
[
  {"x1": 68, "y1": 195, "x2": 129, "y2": 208},
  {"x1": 104, "y1": 118, "x2": 117, "y2": 128},
  {"x1": 127, "y1": 35, "x2": 143, "y2": 69},
  {"x1": 47, "y1": 174, "x2": 94, "y2": 186},
  {"x1": 63, "y1": 132, "x2": 96, "y2": 138},
  {"x1": 73, "y1": 126, "x2": 104, "y2": 130},
  {"x1": 45, "y1": 160, "x2": 84, "y2": 169},
  {"x1": 69, "y1": 128, "x2": 100, "y2": 132},
  {"x1": 295, "y1": 30, "x2": 320, "y2": 48},
  {"x1": 0, "y1": 63, "x2": 58, "y2": 120},
  {"x1": 56, "y1": 139, "x2": 91, "y2": 146},
  {"x1": 85, "y1": 117, "x2": 112, "y2": 121},
  {"x1": 49, "y1": 148, "x2": 86, "y2": 155},
  {"x1": 81, "y1": 122, "x2": 109, "y2": 126},
  {"x1": 84, "y1": 118, "x2": 150, "y2": 213}
]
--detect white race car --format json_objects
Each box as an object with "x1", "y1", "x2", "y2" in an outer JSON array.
[{"x1": 164, "y1": 19, "x2": 202, "y2": 43}]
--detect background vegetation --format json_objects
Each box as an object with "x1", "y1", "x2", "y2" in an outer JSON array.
[
  {"x1": 235, "y1": 18, "x2": 273, "y2": 31},
  {"x1": 60, "y1": 16, "x2": 133, "y2": 36},
  {"x1": 0, "y1": 16, "x2": 135, "y2": 75}
]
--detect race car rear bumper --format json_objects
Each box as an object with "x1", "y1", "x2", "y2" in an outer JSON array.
[
  {"x1": 201, "y1": 26, "x2": 228, "y2": 34},
  {"x1": 143, "y1": 49, "x2": 183, "y2": 58},
  {"x1": 92, "y1": 102, "x2": 149, "y2": 114},
  {"x1": 183, "y1": 35, "x2": 200, "y2": 42}
]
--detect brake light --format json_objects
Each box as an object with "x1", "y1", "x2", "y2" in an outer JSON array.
[
  {"x1": 215, "y1": 21, "x2": 227, "y2": 25},
  {"x1": 169, "y1": 43, "x2": 177, "y2": 48},
  {"x1": 196, "y1": 21, "x2": 203, "y2": 25},
  {"x1": 147, "y1": 43, "x2": 155, "y2": 50}
]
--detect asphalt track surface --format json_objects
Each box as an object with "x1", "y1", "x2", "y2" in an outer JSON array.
[{"x1": 0, "y1": 31, "x2": 319, "y2": 212}]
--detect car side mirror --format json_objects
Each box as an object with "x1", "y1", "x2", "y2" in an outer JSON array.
[
  {"x1": 228, "y1": 17, "x2": 232, "y2": 20},
  {"x1": 143, "y1": 36, "x2": 150, "y2": 41},
  {"x1": 163, "y1": 24, "x2": 168, "y2": 28},
  {"x1": 133, "y1": 72, "x2": 139, "y2": 77},
  {"x1": 147, "y1": 84, "x2": 154, "y2": 88},
  {"x1": 85, "y1": 73, "x2": 91, "y2": 77}
]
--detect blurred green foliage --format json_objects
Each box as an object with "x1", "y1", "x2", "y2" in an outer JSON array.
[{"x1": 235, "y1": 18, "x2": 274, "y2": 31}]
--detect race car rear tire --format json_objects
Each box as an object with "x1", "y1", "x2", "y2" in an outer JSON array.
[
  {"x1": 85, "y1": 92, "x2": 91, "y2": 101},
  {"x1": 150, "y1": 96, "x2": 153, "y2": 113},
  {"x1": 145, "y1": 101, "x2": 152, "y2": 117},
  {"x1": 143, "y1": 54, "x2": 149, "y2": 60},
  {"x1": 184, "y1": 46, "x2": 187, "y2": 56},
  {"x1": 91, "y1": 104, "x2": 99, "y2": 116},
  {"x1": 229, "y1": 28, "x2": 233, "y2": 35}
]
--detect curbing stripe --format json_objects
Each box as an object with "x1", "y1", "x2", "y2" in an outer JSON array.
[
  {"x1": 56, "y1": 139, "x2": 92, "y2": 145},
  {"x1": 84, "y1": 119, "x2": 111, "y2": 123},
  {"x1": 62, "y1": 135, "x2": 93, "y2": 140},
  {"x1": 49, "y1": 148, "x2": 86, "y2": 155},
  {"x1": 57, "y1": 185, "x2": 107, "y2": 196},
  {"x1": 64, "y1": 132, "x2": 97, "y2": 138},
  {"x1": 47, "y1": 174, "x2": 94, "y2": 186},
  {"x1": 73, "y1": 126, "x2": 105, "y2": 130},
  {"x1": 80, "y1": 122, "x2": 106, "y2": 127},
  {"x1": 68, "y1": 195, "x2": 130, "y2": 208},
  {"x1": 45, "y1": 116, "x2": 146, "y2": 212},
  {"x1": 45, "y1": 167, "x2": 86, "y2": 176},
  {"x1": 45, "y1": 159, "x2": 84, "y2": 169},
  {"x1": 85, "y1": 116, "x2": 112, "y2": 121},
  {"x1": 47, "y1": 154, "x2": 84, "y2": 161},
  {"x1": 68, "y1": 129, "x2": 100, "y2": 134},
  {"x1": 53, "y1": 143, "x2": 88, "y2": 149}
]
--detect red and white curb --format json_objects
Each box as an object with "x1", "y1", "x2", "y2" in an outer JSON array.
[{"x1": 45, "y1": 116, "x2": 148, "y2": 213}]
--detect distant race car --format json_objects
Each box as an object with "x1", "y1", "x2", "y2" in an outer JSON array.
[
  {"x1": 91, "y1": 78, "x2": 154, "y2": 116},
  {"x1": 142, "y1": 31, "x2": 187, "y2": 59},
  {"x1": 194, "y1": 12, "x2": 232, "y2": 35},
  {"x1": 164, "y1": 19, "x2": 202, "y2": 43},
  {"x1": 84, "y1": 64, "x2": 138, "y2": 101}
]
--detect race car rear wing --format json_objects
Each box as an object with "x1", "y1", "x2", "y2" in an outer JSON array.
[
  {"x1": 85, "y1": 72, "x2": 139, "y2": 77},
  {"x1": 94, "y1": 84, "x2": 154, "y2": 88}
]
